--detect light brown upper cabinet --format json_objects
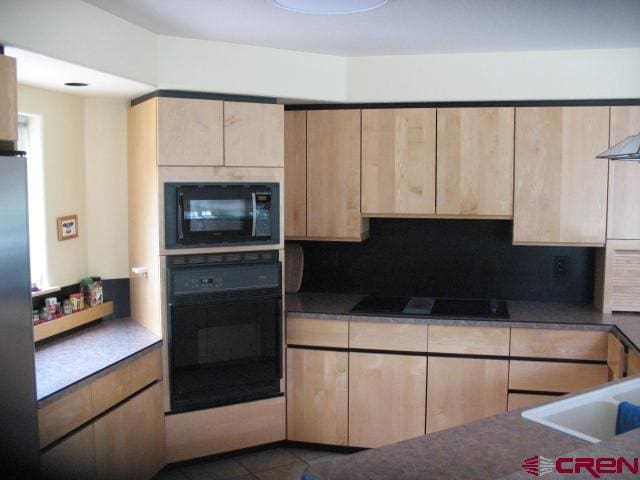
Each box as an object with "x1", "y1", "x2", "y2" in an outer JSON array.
[
  {"x1": 608, "y1": 106, "x2": 640, "y2": 240},
  {"x1": 0, "y1": 55, "x2": 17, "y2": 146},
  {"x1": 513, "y1": 107, "x2": 609, "y2": 246},
  {"x1": 224, "y1": 102, "x2": 284, "y2": 167},
  {"x1": 306, "y1": 110, "x2": 368, "y2": 241},
  {"x1": 436, "y1": 108, "x2": 514, "y2": 217},
  {"x1": 284, "y1": 111, "x2": 307, "y2": 237},
  {"x1": 157, "y1": 97, "x2": 223, "y2": 166},
  {"x1": 361, "y1": 109, "x2": 436, "y2": 215}
]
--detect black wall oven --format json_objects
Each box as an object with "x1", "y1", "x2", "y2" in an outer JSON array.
[
  {"x1": 165, "y1": 183, "x2": 280, "y2": 249},
  {"x1": 167, "y1": 251, "x2": 283, "y2": 413}
]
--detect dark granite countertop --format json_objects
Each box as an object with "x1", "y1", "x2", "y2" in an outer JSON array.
[
  {"x1": 286, "y1": 293, "x2": 640, "y2": 349},
  {"x1": 35, "y1": 317, "x2": 161, "y2": 407}
]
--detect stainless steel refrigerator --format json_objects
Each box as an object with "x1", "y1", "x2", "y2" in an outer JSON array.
[{"x1": 0, "y1": 151, "x2": 40, "y2": 478}]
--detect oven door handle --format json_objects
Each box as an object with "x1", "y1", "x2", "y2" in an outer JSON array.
[
  {"x1": 251, "y1": 192, "x2": 257, "y2": 237},
  {"x1": 277, "y1": 297, "x2": 283, "y2": 380},
  {"x1": 177, "y1": 192, "x2": 185, "y2": 240}
]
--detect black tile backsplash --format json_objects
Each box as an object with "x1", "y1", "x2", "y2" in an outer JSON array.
[{"x1": 298, "y1": 219, "x2": 596, "y2": 303}]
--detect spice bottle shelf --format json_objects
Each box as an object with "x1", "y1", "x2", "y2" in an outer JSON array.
[{"x1": 33, "y1": 301, "x2": 113, "y2": 342}]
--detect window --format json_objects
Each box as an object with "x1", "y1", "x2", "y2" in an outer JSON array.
[{"x1": 17, "y1": 114, "x2": 47, "y2": 289}]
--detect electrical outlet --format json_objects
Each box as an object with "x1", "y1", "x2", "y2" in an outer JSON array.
[{"x1": 553, "y1": 256, "x2": 569, "y2": 275}]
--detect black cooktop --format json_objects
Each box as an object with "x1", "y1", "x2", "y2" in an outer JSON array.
[{"x1": 351, "y1": 295, "x2": 509, "y2": 320}]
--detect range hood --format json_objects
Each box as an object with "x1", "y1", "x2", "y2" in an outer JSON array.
[{"x1": 596, "y1": 133, "x2": 640, "y2": 161}]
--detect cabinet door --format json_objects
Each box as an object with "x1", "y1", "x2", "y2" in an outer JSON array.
[
  {"x1": 0, "y1": 55, "x2": 17, "y2": 145},
  {"x1": 349, "y1": 353, "x2": 426, "y2": 448},
  {"x1": 426, "y1": 357, "x2": 508, "y2": 433},
  {"x1": 157, "y1": 97, "x2": 223, "y2": 166},
  {"x1": 361, "y1": 108, "x2": 436, "y2": 215},
  {"x1": 94, "y1": 383, "x2": 165, "y2": 480},
  {"x1": 513, "y1": 107, "x2": 609, "y2": 245},
  {"x1": 629, "y1": 349, "x2": 640, "y2": 376},
  {"x1": 286, "y1": 348, "x2": 348, "y2": 445},
  {"x1": 41, "y1": 424, "x2": 95, "y2": 480},
  {"x1": 437, "y1": 107, "x2": 514, "y2": 217},
  {"x1": 224, "y1": 102, "x2": 284, "y2": 167},
  {"x1": 284, "y1": 110, "x2": 307, "y2": 237},
  {"x1": 307, "y1": 110, "x2": 367, "y2": 240},
  {"x1": 608, "y1": 106, "x2": 640, "y2": 239}
]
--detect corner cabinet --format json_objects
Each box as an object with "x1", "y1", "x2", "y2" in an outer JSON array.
[
  {"x1": 436, "y1": 107, "x2": 514, "y2": 217},
  {"x1": 361, "y1": 108, "x2": 436, "y2": 216},
  {"x1": 607, "y1": 106, "x2": 640, "y2": 240},
  {"x1": 284, "y1": 110, "x2": 307, "y2": 237},
  {"x1": 513, "y1": 107, "x2": 609, "y2": 246},
  {"x1": 285, "y1": 109, "x2": 368, "y2": 242}
]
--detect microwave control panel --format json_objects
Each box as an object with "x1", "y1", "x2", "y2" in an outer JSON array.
[{"x1": 254, "y1": 193, "x2": 272, "y2": 237}]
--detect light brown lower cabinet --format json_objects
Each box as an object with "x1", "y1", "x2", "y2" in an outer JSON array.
[
  {"x1": 607, "y1": 334, "x2": 626, "y2": 381},
  {"x1": 42, "y1": 383, "x2": 164, "y2": 480},
  {"x1": 507, "y1": 393, "x2": 559, "y2": 412},
  {"x1": 426, "y1": 357, "x2": 508, "y2": 433},
  {"x1": 629, "y1": 350, "x2": 640, "y2": 376},
  {"x1": 509, "y1": 361, "x2": 609, "y2": 393},
  {"x1": 41, "y1": 424, "x2": 95, "y2": 480},
  {"x1": 286, "y1": 348, "x2": 348, "y2": 445},
  {"x1": 349, "y1": 353, "x2": 427, "y2": 448}
]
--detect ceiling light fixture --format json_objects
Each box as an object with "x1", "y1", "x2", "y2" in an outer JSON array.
[
  {"x1": 64, "y1": 82, "x2": 89, "y2": 87},
  {"x1": 272, "y1": 0, "x2": 389, "y2": 15}
]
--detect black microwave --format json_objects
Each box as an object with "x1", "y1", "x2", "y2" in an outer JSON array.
[{"x1": 164, "y1": 183, "x2": 280, "y2": 249}]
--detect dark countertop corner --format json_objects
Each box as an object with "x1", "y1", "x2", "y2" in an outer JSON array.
[{"x1": 35, "y1": 317, "x2": 161, "y2": 407}]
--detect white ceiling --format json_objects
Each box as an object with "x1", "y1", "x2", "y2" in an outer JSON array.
[
  {"x1": 83, "y1": 0, "x2": 640, "y2": 56},
  {"x1": 6, "y1": 47, "x2": 154, "y2": 98}
]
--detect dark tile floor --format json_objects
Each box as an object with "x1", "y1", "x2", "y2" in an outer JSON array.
[{"x1": 154, "y1": 446, "x2": 349, "y2": 480}]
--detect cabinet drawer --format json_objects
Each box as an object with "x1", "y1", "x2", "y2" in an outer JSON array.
[
  {"x1": 91, "y1": 348, "x2": 162, "y2": 415},
  {"x1": 509, "y1": 360, "x2": 609, "y2": 393},
  {"x1": 510, "y1": 328, "x2": 608, "y2": 361},
  {"x1": 507, "y1": 393, "x2": 559, "y2": 411},
  {"x1": 39, "y1": 385, "x2": 93, "y2": 448},
  {"x1": 350, "y1": 321, "x2": 428, "y2": 352},
  {"x1": 286, "y1": 315, "x2": 348, "y2": 348},
  {"x1": 427, "y1": 325, "x2": 509, "y2": 355}
]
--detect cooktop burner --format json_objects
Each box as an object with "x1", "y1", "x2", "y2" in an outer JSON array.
[{"x1": 351, "y1": 295, "x2": 509, "y2": 319}]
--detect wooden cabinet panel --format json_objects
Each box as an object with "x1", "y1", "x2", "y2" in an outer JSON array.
[
  {"x1": 361, "y1": 108, "x2": 436, "y2": 215},
  {"x1": 513, "y1": 107, "x2": 609, "y2": 245},
  {"x1": 129, "y1": 348, "x2": 162, "y2": 393},
  {"x1": 157, "y1": 97, "x2": 223, "y2": 166},
  {"x1": 286, "y1": 315, "x2": 348, "y2": 348},
  {"x1": 286, "y1": 348, "x2": 348, "y2": 445},
  {"x1": 436, "y1": 107, "x2": 514, "y2": 217},
  {"x1": 41, "y1": 424, "x2": 95, "y2": 480},
  {"x1": 509, "y1": 361, "x2": 609, "y2": 393},
  {"x1": 427, "y1": 357, "x2": 508, "y2": 433},
  {"x1": 629, "y1": 349, "x2": 640, "y2": 376},
  {"x1": 608, "y1": 334, "x2": 626, "y2": 381},
  {"x1": 94, "y1": 383, "x2": 165, "y2": 480},
  {"x1": 0, "y1": 55, "x2": 17, "y2": 145},
  {"x1": 284, "y1": 111, "x2": 307, "y2": 237},
  {"x1": 307, "y1": 110, "x2": 368, "y2": 241},
  {"x1": 166, "y1": 396, "x2": 285, "y2": 462},
  {"x1": 349, "y1": 353, "x2": 426, "y2": 447},
  {"x1": 596, "y1": 239, "x2": 640, "y2": 313},
  {"x1": 39, "y1": 385, "x2": 93, "y2": 448},
  {"x1": 349, "y1": 321, "x2": 428, "y2": 352},
  {"x1": 510, "y1": 328, "x2": 608, "y2": 361},
  {"x1": 507, "y1": 393, "x2": 558, "y2": 412},
  {"x1": 224, "y1": 102, "x2": 284, "y2": 167},
  {"x1": 427, "y1": 325, "x2": 509, "y2": 356},
  {"x1": 608, "y1": 106, "x2": 640, "y2": 240}
]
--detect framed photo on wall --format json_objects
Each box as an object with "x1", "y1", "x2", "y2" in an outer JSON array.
[{"x1": 57, "y1": 215, "x2": 78, "y2": 241}]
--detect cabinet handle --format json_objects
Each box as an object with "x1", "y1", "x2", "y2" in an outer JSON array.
[{"x1": 131, "y1": 266, "x2": 149, "y2": 278}]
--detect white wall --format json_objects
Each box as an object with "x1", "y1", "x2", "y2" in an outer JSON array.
[
  {"x1": 157, "y1": 36, "x2": 346, "y2": 102},
  {"x1": 17, "y1": 85, "x2": 129, "y2": 287},
  {"x1": 346, "y1": 48, "x2": 640, "y2": 102},
  {"x1": 18, "y1": 85, "x2": 88, "y2": 287},
  {"x1": 84, "y1": 97, "x2": 129, "y2": 279}
]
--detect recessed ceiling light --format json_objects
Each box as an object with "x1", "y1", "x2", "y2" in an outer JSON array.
[
  {"x1": 272, "y1": 0, "x2": 389, "y2": 15},
  {"x1": 64, "y1": 82, "x2": 89, "y2": 87}
]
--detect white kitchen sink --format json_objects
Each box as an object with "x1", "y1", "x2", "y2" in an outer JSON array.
[{"x1": 522, "y1": 377, "x2": 640, "y2": 443}]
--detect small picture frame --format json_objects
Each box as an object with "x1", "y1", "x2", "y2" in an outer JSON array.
[{"x1": 57, "y1": 215, "x2": 78, "y2": 241}]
